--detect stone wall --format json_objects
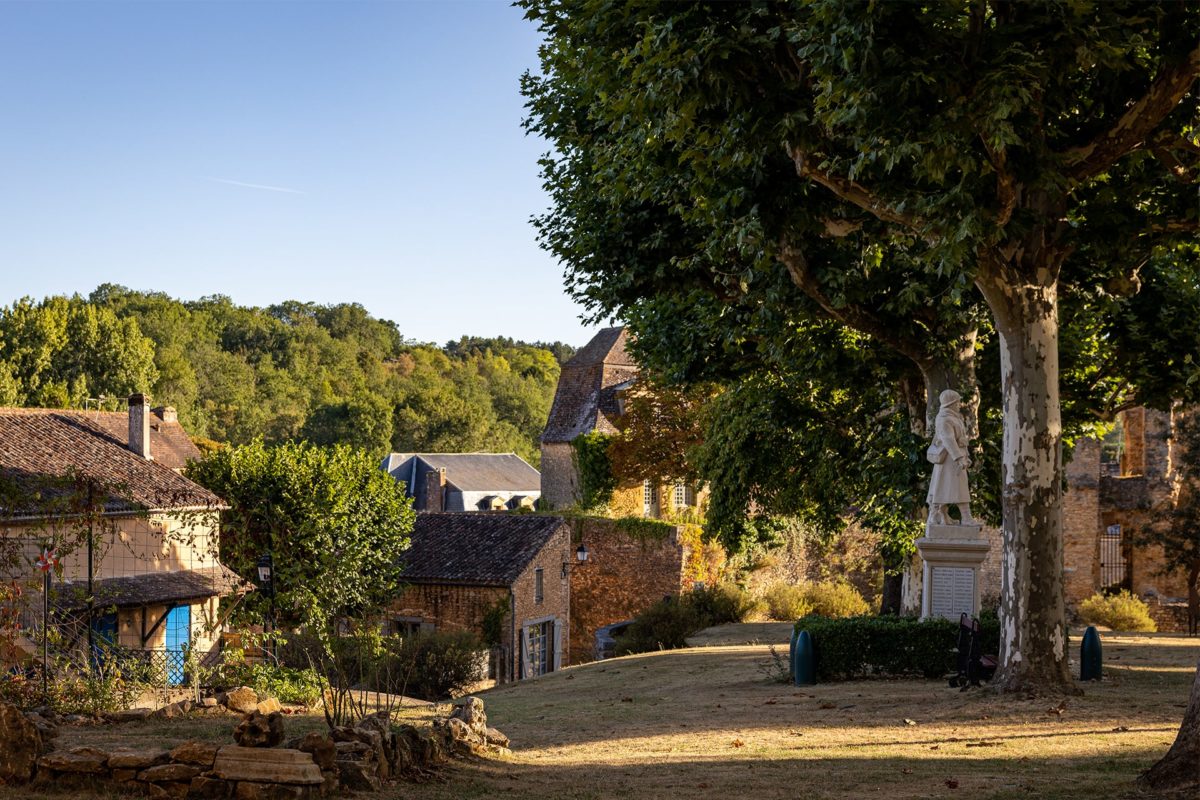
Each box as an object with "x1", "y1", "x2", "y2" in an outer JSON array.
[
  {"x1": 567, "y1": 518, "x2": 695, "y2": 664},
  {"x1": 15, "y1": 703, "x2": 469, "y2": 798},
  {"x1": 1145, "y1": 598, "x2": 1194, "y2": 633},
  {"x1": 1063, "y1": 439, "x2": 1102, "y2": 605}
]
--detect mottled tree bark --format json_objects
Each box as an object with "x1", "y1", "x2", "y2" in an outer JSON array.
[
  {"x1": 1139, "y1": 657, "x2": 1200, "y2": 792},
  {"x1": 976, "y1": 251, "x2": 1074, "y2": 692}
]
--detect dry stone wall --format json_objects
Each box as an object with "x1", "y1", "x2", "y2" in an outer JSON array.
[{"x1": 4, "y1": 694, "x2": 508, "y2": 798}]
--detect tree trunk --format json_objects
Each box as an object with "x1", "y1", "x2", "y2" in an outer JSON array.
[
  {"x1": 1188, "y1": 562, "x2": 1198, "y2": 636},
  {"x1": 919, "y1": 329, "x2": 980, "y2": 439},
  {"x1": 976, "y1": 265, "x2": 1074, "y2": 692},
  {"x1": 880, "y1": 573, "x2": 903, "y2": 615},
  {"x1": 1139, "y1": 656, "x2": 1200, "y2": 791}
]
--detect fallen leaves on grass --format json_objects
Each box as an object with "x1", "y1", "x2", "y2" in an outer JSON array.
[
  {"x1": 1047, "y1": 700, "x2": 1068, "y2": 716},
  {"x1": 731, "y1": 739, "x2": 745, "y2": 748}
]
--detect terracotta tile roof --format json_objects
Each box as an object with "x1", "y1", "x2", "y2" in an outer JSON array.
[
  {"x1": 0, "y1": 408, "x2": 224, "y2": 518},
  {"x1": 53, "y1": 565, "x2": 250, "y2": 609},
  {"x1": 400, "y1": 513, "x2": 567, "y2": 587},
  {"x1": 541, "y1": 327, "x2": 640, "y2": 444}
]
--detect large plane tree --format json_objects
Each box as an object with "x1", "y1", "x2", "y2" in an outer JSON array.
[{"x1": 522, "y1": 0, "x2": 1198, "y2": 694}]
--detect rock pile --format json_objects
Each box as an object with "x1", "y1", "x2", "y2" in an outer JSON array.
[
  {"x1": 432, "y1": 696, "x2": 512, "y2": 758},
  {"x1": 7, "y1": 695, "x2": 510, "y2": 797}
]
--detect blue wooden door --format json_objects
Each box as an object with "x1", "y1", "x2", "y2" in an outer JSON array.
[
  {"x1": 90, "y1": 612, "x2": 117, "y2": 669},
  {"x1": 164, "y1": 605, "x2": 190, "y2": 685}
]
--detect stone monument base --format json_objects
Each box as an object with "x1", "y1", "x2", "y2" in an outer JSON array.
[{"x1": 915, "y1": 523, "x2": 989, "y2": 621}]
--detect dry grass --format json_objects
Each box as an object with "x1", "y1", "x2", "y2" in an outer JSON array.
[{"x1": 4, "y1": 625, "x2": 1196, "y2": 800}]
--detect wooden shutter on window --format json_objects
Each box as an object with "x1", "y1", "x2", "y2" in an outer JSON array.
[
  {"x1": 552, "y1": 619, "x2": 563, "y2": 672},
  {"x1": 519, "y1": 626, "x2": 532, "y2": 680}
]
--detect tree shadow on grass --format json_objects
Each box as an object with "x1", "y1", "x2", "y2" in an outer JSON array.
[{"x1": 413, "y1": 749, "x2": 1178, "y2": 800}]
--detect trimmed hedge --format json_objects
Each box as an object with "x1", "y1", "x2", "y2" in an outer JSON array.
[{"x1": 793, "y1": 614, "x2": 1001, "y2": 680}]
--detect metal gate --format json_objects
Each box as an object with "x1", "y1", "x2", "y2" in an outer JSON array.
[{"x1": 1100, "y1": 524, "x2": 1131, "y2": 593}]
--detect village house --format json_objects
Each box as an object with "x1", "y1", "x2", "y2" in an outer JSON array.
[
  {"x1": 389, "y1": 513, "x2": 571, "y2": 681},
  {"x1": 0, "y1": 394, "x2": 244, "y2": 682},
  {"x1": 381, "y1": 452, "x2": 541, "y2": 512},
  {"x1": 540, "y1": 326, "x2": 705, "y2": 518}
]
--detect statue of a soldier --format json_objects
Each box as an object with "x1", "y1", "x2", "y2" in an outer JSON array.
[{"x1": 926, "y1": 389, "x2": 979, "y2": 526}]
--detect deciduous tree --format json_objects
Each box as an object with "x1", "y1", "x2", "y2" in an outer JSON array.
[{"x1": 521, "y1": 0, "x2": 1198, "y2": 691}]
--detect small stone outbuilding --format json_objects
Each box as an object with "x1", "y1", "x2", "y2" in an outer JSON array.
[{"x1": 391, "y1": 513, "x2": 571, "y2": 681}]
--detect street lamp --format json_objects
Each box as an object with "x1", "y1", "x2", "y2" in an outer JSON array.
[
  {"x1": 256, "y1": 553, "x2": 276, "y2": 662},
  {"x1": 576, "y1": 543, "x2": 589, "y2": 562},
  {"x1": 256, "y1": 554, "x2": 273, "y2": 591}
]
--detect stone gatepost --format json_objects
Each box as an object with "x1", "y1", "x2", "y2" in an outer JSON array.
[{"x1": 915, "y1": 523, "x2": 990, "y2": 621}]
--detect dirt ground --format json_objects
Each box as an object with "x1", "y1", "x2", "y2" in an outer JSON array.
[{"x1": 5, "y1": 623, "x2": 1196, "y2": 800}]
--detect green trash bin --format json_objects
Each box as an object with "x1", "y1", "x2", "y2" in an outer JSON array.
[
  {"x1": 1080, "y1": 626, "x2": 1102, "y2": 681},
  {"x1": 792, "y1": 630, "x2": 816, "y2": 686}
]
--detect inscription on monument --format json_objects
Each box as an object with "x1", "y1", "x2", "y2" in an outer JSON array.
[{"x1": 930, "y1": 566, "x2": 975, "y2": 620}]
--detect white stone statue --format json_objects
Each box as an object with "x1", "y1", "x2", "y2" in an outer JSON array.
[{"x1": 926, "y1": 389, "x2": 979, "y2": 526}]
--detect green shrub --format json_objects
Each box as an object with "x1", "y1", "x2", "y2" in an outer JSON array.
[
  {"x1": 1077, "y1": 591, "x2": 1157, "y2": 632},
  {"x1": 761, "y1": 582, "x2": 814, "y2": 621},
  {"x1": 215, "y1": 662, "x2": 324, "y2": 706},
  {"x1": 793, "y1": 613, "x2": 1002, "y2": 680},
  {"x1": 760, "y1": 580, "x2": 869, "y2": 620},
  {"x1": 615, "y1": 598, "x2": 705, "y2": 654},
  {"x1": 616, "y1": 583, "x2": 756, "y2": 655},
  {"x1": 804, "y1": 580, "x2": 872, "y2": 618},
  {"x1": 688, "y1": 583, "x2": 758, "y2": 625},
  {"x1": 391, "y1": 631, "x2": 486, "y2": 700}
]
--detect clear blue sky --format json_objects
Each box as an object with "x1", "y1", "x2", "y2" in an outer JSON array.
[{"x1": 0, "y1": 0, "x2": 601, "y2": 347}]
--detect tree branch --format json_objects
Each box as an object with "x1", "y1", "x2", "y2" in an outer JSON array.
[
  {"x1": 789, "y1": 147, "x2": 927, "y2": 232},
  {"x1": 1061, "y1": 46, "x2": 1200, "y2": 182},
  {"x1": 981, "y1": 135, "x2": 1018, "y2": 227},
  {"x1": 778, "y1": 238, "x2": 928, "y2": 367}
]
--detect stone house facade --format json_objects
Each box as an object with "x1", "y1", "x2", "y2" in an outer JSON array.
[
  {"x1": 0, "y1": 396, "x2": 244, "y2": 679},
  {"x1": 541, "y1": 326, "x2": 706, "y2": 518},
  {"x1": 390, "y1": 513, "x2": 571, "y2": 682}
]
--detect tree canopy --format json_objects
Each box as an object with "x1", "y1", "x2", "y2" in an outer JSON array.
[
  {"x1": 186, "y1": 440, "x2": 415, "y2": 633},
  {"x1": 521, "y1": 0, "x2": 1198, "y2": 690},
  {"x1": 0, "y1": 286, "x2": 574, "y2": 464}
]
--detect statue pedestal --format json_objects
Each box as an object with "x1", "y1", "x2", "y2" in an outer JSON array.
[{"x1": 915, "y1": 523, "x2": 990, "y2": 621}]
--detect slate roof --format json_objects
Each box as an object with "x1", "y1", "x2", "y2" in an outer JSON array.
[
  {"x1": 541, "y1": 327, "x2": 640, "y2": 444},
  {"x1": 400, "y1": 513, "x2": 567, "y2": 587},
  {"x1": 381, "y1": 453, "x2": 541, "y2": 509},
  {"x1": 0, "y1": 408, "x2": 224, "y2": 518},
  {"x1": 53, "y1": 565, "x2": 249, "y2": 609}
]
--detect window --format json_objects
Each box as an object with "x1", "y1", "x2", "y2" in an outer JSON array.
[
  {"x1": 526, "y1": 620, "x2": 551, "y2": 676},
  {"x1": 642, "y1": 480, "x2": 658, "y2": 517},
  {"x1": 673, "y1": 482, "x2": 695, "y2": 508},
  {"x1": 534, "y1": 568, "x2": 544, "y2": 604},
  {"x1": 382, "y1": 617, "x2": 426, "y2": 637}
]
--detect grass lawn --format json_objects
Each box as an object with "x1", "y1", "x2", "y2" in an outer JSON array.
[{"x1": 4, "y1": 624, "x2": 1195, "y2": 800}]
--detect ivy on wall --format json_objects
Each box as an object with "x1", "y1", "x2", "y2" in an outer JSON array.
[{"x1": 571, "y1": 432, "x2": 618, "y2": 511}]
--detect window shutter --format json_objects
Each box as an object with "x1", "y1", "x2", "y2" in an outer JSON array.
[
  {"x1": 519, "y1": 626, "x2": 532, "y2": 680},
  {"x1": 552, "y1": 619, "x2": 563, "y2": 672}
]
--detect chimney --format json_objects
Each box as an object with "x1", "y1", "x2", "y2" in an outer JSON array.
[
  {"x1": 152, "y1": 406, "x2": 178, "y2": 424},
  {"x1": 128, "y1": 393, "x2": 152, "y2": 460},
  {"x1": 423, "y1": 467, "x2": 446, "y2": 512}
]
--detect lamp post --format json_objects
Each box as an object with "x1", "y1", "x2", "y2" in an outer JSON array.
[
  {"x1": 256, "y1": 553, "x2": 275, "y2": 662},
  {"x1": 575, "y1": 543, "x2": 589, "y2": 562},
  {"x1": 35, "y1": 546, "x2": 58, "y2": 703}
]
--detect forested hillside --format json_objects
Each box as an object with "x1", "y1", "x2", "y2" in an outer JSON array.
[{"x1": 0, "y1": 285, "x2": 571, "y2": 464}]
